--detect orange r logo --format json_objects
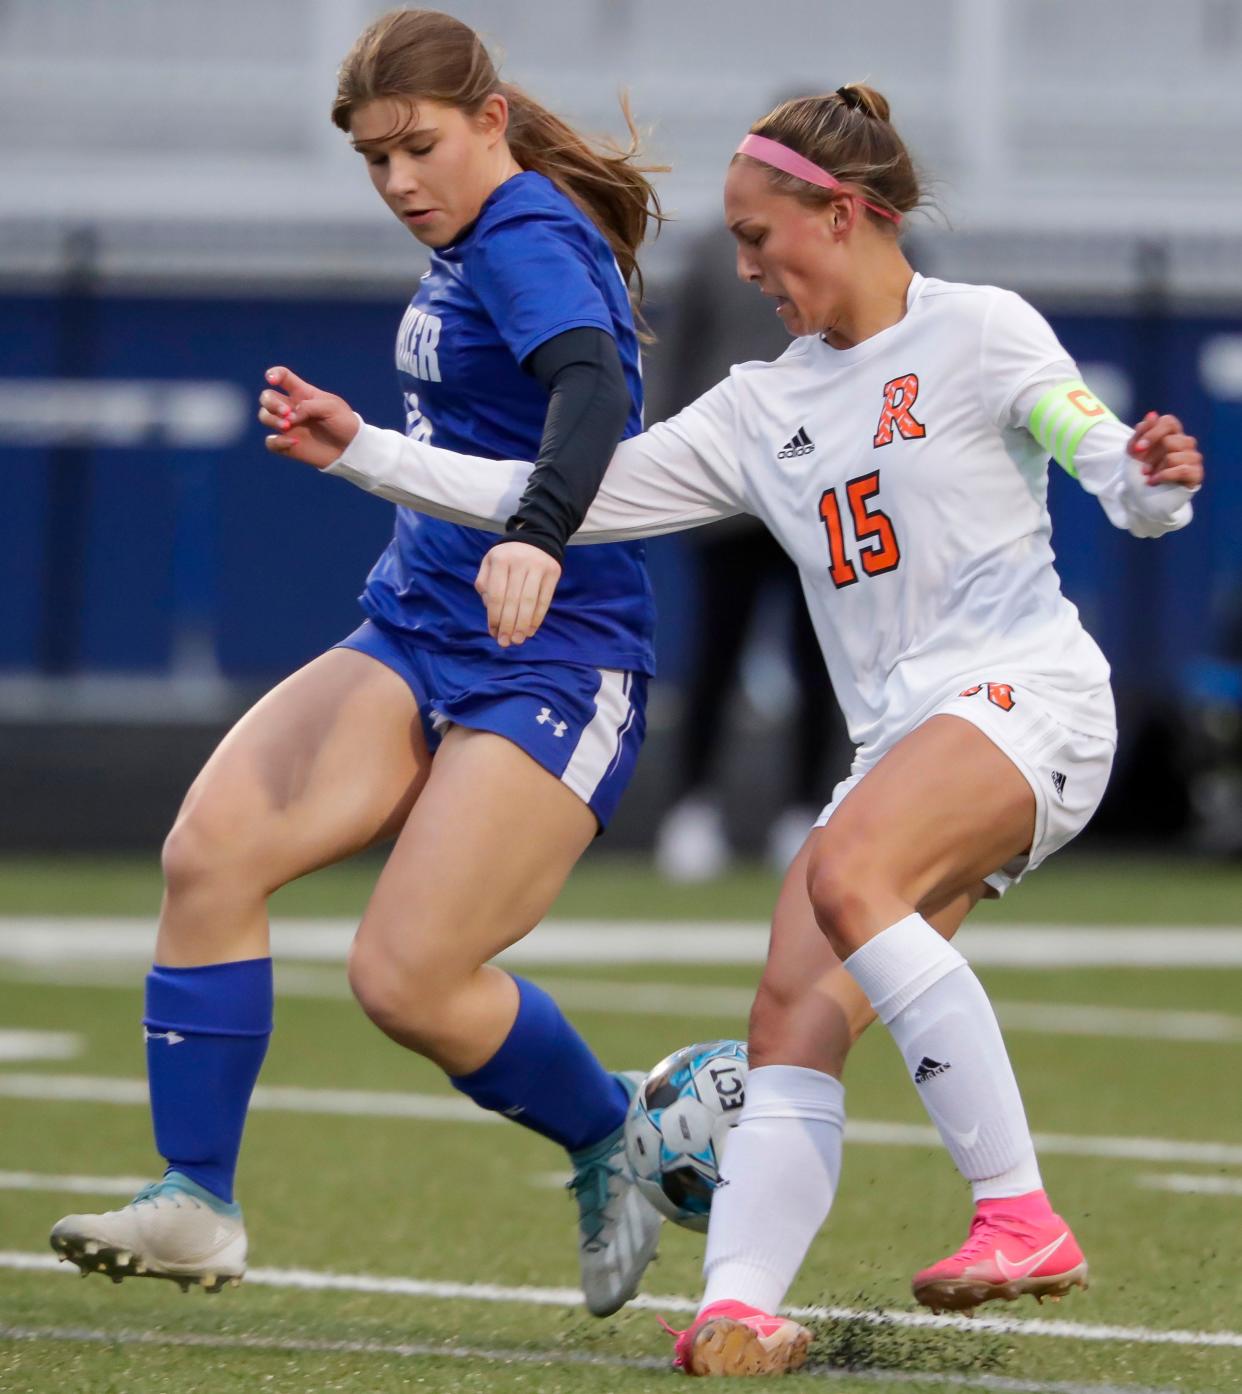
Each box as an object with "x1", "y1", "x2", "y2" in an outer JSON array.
[{"x1": 873, "y1": 374, "x2": 927, "y2": 447}]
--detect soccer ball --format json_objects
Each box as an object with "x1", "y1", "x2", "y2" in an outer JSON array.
[{"x1": 624, "y1": 1039, "x2": 748, "y2": 1232}]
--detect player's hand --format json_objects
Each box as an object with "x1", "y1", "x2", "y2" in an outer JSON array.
[
  {"x1": 474, "y1": 541, "x2": 562, "y2": 648},
  {"x1": 258, "y1": 366, "x2": 359, "y2": 470},
  {"x1": 1128, "y1": 411, "x2": 1203, "y2": 490}
]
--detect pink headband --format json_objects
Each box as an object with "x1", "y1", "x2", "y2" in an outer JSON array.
[{"x1": 735, "y1": 133, "x2": 901, "y2": 225}]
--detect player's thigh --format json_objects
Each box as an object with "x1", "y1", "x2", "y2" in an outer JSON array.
[
  {"x1": 750, "y1": 830, "x2": 983, "y2": 1072},
  {"x1": 809, "y1": 715, "x2": 1036, "y2": 929},
  {"x1": 165, "y1": 647, "x2": 430, "y2": 892},
  {"x1": 354, "y1": 725, "x2": 598, "y2": 982}
]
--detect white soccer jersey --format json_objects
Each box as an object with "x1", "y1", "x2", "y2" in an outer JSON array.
[{"x1": 328, "y1": 273, "x2": 1194, "y2": 760}]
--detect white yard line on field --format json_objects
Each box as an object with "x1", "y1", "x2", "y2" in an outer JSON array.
[
  {"x1": 6, "y1": 958, "x2": 1242, "y2": 1047},
  {"x1": 9, "y1": 964, "x2": 1242, "y2": 1048},
  {"x1": 1, "y1": 1251, "x2": 1240, "y2": 1356},
  {"x1": 1138, "y1": 1172, "x2": 1242, "y2": 1196},
  {"x1": 4, "y1": 918, "x2": 1242, "y2": 968},
  {"x1": 0, "y1": 1031, "x2": 81, "y2": 1063},
  {"x1": 481, "y1": 978, "x2": 1242, "y2": 1045},
  {"x1": 992, "y1": 1002, "x2": 1242, "y2": 1044},
  {"x1": 0, "y1": 1072, "x2": 484, "y2": 1120},
  {"x1": 0, "y1": 1170, "x2": 151, "y2": 1196},
  {"x1": 2, "y1": 1071, "x2": 1241, "y2": 1166},
  {"x1": 0, "y1": 1321, "x2": 1194, "y2": 1394}
]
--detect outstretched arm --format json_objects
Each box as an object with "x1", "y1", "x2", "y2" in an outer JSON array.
[{"x1": 259, "y1": 368, "x2": 749, "y2": 543}]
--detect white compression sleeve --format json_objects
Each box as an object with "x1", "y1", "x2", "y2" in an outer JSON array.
[
  {"x1": 324, "y1": 377, "x2": 749, "y2": 545},
  {"x1": 700, "y1": 1065, "x2": 845, "y2": 1314},
  {"x1": 845, "y1": 915, "x2": 1042, "y2": 1202},
  {"x1": 1014, "y1": 378, "x2": 1196, "y2": 538}
]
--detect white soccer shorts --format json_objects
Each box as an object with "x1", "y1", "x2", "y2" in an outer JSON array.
[{"x1": 814, "y1": 680, "x2": 1116, "y2": 895}]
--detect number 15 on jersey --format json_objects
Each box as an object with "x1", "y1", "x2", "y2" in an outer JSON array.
[{"x1": 818, "y1": 470, "x2": 902, "y2": 589}]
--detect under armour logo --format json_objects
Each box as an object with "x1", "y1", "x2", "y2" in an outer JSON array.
[
  {"x1": 536, "y1": 707, "x2": 568, "y2": 737},
  {"x1": 143, "y1": 1028, "x2": 185, "y2": 1046}
]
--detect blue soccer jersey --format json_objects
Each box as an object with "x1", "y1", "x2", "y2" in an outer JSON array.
[{"x1": 358, "y1": 171, "x2": 656, "y2": 675}]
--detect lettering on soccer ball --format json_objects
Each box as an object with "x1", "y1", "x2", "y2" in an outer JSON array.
[
  {"x1": 710, "y1": 1064, "x2": 746, "y2": 1111},
  {"x1": 873, "y1": 373, "x2": 927, "y2": 447}
]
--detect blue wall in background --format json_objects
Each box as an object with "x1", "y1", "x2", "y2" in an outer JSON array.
[{"x1": 2, "y1": 289, "x2": 1238, "y2": 693}]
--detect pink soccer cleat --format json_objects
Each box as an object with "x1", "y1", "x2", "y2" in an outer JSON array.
[
  {"x1": 664, "y1": 1299, "x2": 812, "y2": 1377},
  {"x1": 912, "y1": 1191, "x2": 1088, "y2": 1313}
]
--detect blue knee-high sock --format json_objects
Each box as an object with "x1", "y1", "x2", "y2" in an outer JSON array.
[
  {"x1": 144, "y1": 958, "x2": 273, "y2": 1204},
  {"x1": 450, "y1": 976, "x2": 628, "y2": 1154}
]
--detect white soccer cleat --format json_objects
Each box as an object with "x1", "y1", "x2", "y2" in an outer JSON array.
[
  {"x1": 50, "y1": 1171, "x2": 247, "y2": 1293},
  {"x1": 568, "y1": 1071, "x2": 663, "y2": 1317}
]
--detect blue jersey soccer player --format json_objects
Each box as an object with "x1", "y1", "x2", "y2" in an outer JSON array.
[{"x1": 51, "y1": 9, "x2": 664, "y2": 1315}]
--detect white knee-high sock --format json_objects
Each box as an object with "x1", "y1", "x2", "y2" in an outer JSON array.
[
  {"x1": 845, "y1": 913, "x2": 1042, "y2": 1202},
  {"x1": 700, "y1": 1065, "x2": 845, "y2": 1314}
]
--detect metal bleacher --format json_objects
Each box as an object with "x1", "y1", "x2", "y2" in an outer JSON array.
[{"x1": 3, "y1": 0, "x2": 1242, "y2": 295}]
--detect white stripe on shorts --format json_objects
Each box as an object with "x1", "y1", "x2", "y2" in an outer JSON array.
[{"x1": 560, "y1": 670, "x2": 632, "y2": 807}]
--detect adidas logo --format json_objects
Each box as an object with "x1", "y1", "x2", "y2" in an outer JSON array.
[
  {"x1": 1051, "y1": 770, "x2": 1067, "y2": 800},
  {"x1": 914, "y1": 1056, "x2": 950, "y2": 1084},
  {"x1": 777, "y1": 426, "x2": 814, "y2": 459}
]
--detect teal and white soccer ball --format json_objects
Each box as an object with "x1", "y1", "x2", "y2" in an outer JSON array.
[{"x1": 624, "y1": 1039, "x2": 748, "y2": 1232}]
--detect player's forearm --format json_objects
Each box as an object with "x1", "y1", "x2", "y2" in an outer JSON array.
[
  {"x1": 327, "y1": 422, "x2": 521, "y2": 533},
  {"x1": 326, "y1": 418, "x2": 741, "y2": 543},
  {"x1": 1024, "y1": 381, "x2": 1195, "y2": 538},
  {"x1": 1072, "y1": 420, "x2": 1195, "y2": 538}
]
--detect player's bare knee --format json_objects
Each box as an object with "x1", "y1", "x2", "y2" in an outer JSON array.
[
  {"x1": 161, "y1": 805, "x2": 239, "y2": 903},
  {"x1": 164, "y1": 797, "x2": 277, "y2": 911},
  {"x1": 347, "y1": 936, "x2": 455, "y2": 1053},
  {"x1": 806, "y1": 849, "x2": 880, "y2": 957},
  {"x1": 347, "y1": 937, "x2": 403, "y2": 1034}
]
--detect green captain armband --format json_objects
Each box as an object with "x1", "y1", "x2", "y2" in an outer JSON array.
[{"x1": 1027, "y1": 381, "x2": 1120, "y2": 479}]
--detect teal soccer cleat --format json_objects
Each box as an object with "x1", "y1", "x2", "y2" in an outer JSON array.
[{"x1": 568, "y1": 1070, "x2": 663, "y2": 1317}]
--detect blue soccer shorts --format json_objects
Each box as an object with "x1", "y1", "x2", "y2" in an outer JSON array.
[{"x1": 336, "y1": 619, "x2": 647, "y2": 829}]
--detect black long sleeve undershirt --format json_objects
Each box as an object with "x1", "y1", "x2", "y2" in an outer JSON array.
[{"x1": 500, "y1": 327, "x2": 632, "y2": 564}]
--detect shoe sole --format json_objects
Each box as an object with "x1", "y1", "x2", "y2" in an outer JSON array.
[
  {"x1": 49, "y1": 1230, "x2": 243, "y2": 1294},
  {"x1": 685, "y1": 1318, "x2": 811, "y2": 1377},
  {"x1": 913, "y1": 1261, "x2": 1089, "y2": 1314}
]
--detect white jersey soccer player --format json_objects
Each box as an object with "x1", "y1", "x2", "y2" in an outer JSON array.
[
  {"x1": 260, "y1": 81, "x2": 1204, "y2": 1379},
  {"x1": 327, "y1": 267, "x2": 1189, "y2": 760}
]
